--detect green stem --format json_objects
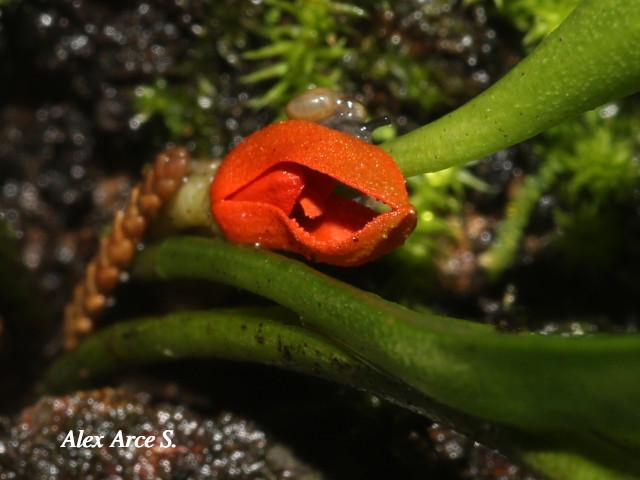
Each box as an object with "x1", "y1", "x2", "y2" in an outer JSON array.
[
  {"x1": 43, "y1": 306, "x2": 473, "y2": 426},
  {"x1": 383, "y1": 0, "x2": 640, "y2": 176},
  {"x1": 42, "y1": 305, "x2": 639, "y2": 479},
  {"x1": 133, "y1": 236, "x2": 640, "y2": 454},
  {"x1": 520, "y1": 445, "x2": 640, "y2": 480},
  {"x1": 41, "y1": 307, "x2": 368, "y2": 389},
  {"x1": 479, "y1": 156, "x2": 561, "y2": 277}
]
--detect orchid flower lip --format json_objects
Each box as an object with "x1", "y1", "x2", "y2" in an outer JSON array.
[{"x1": 210, "y1": 119, "x2": 417, "y2": 266}]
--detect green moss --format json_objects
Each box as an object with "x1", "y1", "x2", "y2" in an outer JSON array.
[
  {"x1": 480, "y1": 155, "x2": 561, "y2": 278},
  {"x1": 134, "y1": 77, "x2": 222, "y2": 154},
  {"x1": 482, "y1": 104, "x2": 640, "y2": 277},
  {"x1": 136, "y1": 77, "x2": 218, "y2": 139},
  {"x1": 132, "y1": 1, "x2": 455, "y2": 153},
  {"x1": 132, "y1": 1, "x2": 266, "y2": 156},
  {"x1": 546, "y1": 107, "x2": 640, "y2": 268},
  {"x1": 548, "y1": 107, "x2": 640, "y2": 205},
  {"x1": 241, "y1": 0, "x2": 365, "y2": 109},
  {"x1": 132, "y1": 1, "x2": 364, "y2": 154},
  {"x1": 395, "y1": 166, "x2": 490, "y2": 272},
  {"x1": 358, "y1": 40, "x2": 444, "y2": 112}
]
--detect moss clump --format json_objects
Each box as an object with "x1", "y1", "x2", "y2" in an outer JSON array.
[
  {"x1": 134, "y1": 1, "x2": 513, "y2": 156},
  {"x1": 482, "y1": 105, "x2": 640, "y2": 277},
  {"x1": 241, "y1": 0, "x2": 364, "y2": 109}
]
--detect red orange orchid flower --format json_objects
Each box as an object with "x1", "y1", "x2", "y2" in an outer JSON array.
[{"x1": 210, "y1": 120, "x2": 416, "y2": 266}]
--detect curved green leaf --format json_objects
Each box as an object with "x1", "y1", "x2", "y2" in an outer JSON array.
[
  {"x1": 132, "y1": 236, "x2": 640, "y2": 456},
  {"x1": 44, "y1": 303, "x2": 640, "y2": 479},
  {"x1": 383, "y1": 0, "x2": 640, "y2": 176},
  {"x1": 43, "y1": 306, "x2": 470, "y2": 426},
  {"x1": 46, "y1": 306, "x2": 512, "y2": 470}
]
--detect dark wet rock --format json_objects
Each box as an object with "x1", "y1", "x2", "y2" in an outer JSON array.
[
  {"x1": 0, "y1": 104, "x2": 119, "y2": 311},
  {"x1": 10, "y1": 0, "x2": 192, "y2": 98},
  {"x1": 424, "y1": 424, "x2": 536, "y2": 480},
  {"x1": 0, "y1": 105, "x2": 94, "y2": 217},
  {"x1": 0, "y1": 105, "x2": 95, "y2": 302},
  {"x1": 0, "y1": 0, "x2": 197, "y2": 308},
  {"x1": 0, "y1": 388, "x2": 323, "y2": 480}
]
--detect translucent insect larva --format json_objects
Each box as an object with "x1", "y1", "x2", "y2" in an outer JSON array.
[
  {"x1": 285, "y1": 87, "x2": 344, "y2": 121},
  {"x1": 285, "y1": 87, "x2": 367, "y2": 124}
]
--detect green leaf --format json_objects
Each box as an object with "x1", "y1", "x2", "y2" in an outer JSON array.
[
  {"x1": 45, "y1": 302, "x2": 640, "y2": 480},
  {"x1": 383, "y1": 0, "x2": 640, "y2": 176},
  {"x1": 131, "y1": 236, "x2": 640, "y2": 461}
]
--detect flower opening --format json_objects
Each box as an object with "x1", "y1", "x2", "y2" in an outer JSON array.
[{"x1": 210, "y1": 120, "x2": 416, "y2": 266}]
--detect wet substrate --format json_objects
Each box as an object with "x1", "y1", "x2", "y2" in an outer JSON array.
[{"x1": 0, "y1": 1, "x2": 626, "y2": 478}]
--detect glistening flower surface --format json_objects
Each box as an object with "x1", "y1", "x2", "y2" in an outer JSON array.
[{"x1": 210, "y1": 120, "x2": 416, "y2": 266}]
